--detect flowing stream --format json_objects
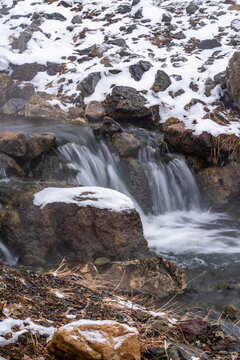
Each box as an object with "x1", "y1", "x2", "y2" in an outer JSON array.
[{"x1": 1, "y1": 118, "x2": 240, "y2": 309}]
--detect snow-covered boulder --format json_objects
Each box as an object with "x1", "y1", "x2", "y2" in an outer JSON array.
[
  {"x1": 0, "y1": 186, "x2": 148, "y2": 266},
  {"x1": 48, "y1": 319, "x2": 140, "y2": 360}
]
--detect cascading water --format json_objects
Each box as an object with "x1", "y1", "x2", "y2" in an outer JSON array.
[{"x1": 57, "y1": 132, "x2": 240, "y2": 266}]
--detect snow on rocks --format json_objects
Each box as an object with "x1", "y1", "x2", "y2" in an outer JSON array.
[
  {"x1": 1, "y1": 186, "x2": 148, "y2": 266},
  {"x1": 48, "y1": 319, "x2": 140, "y2": 360},
  {"x1": 33, "y1": 186, "x2": 135, "y2": 212},
  {"x1": 0, "y1": 0, "x2": 240, "y2": 135}
]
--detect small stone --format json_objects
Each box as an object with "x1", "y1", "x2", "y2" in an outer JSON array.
[
  {"x1": 231, "y1": 19, "x2": 240, "y2": 32},
  {"x1": 71, "y1": 15, "x2": 82, "y2": 24},
  {"x1": 117, "y1": 3, "x2": 132, "y2": 14},
  {"x1": 85, "y1": 101, "x2": 105, "y2": 121},
  {"x1": 162, "y1": 13, "x2": 172, "y2": 23},
  {"x1": 129, "y1": 60, "x2": 152, "y2": 81},
  {"x1": 126, "y1": 24, "x2": 137, "y2": 33},
  {"x1": 132, "y1": 0, "x2": 140, "y2": 5},
  {"x1": 111, "y1": 132, "x2": 140, "y2": 157},
  {"x1": 2, "y1": 98, "x2": 27, "y2": 115},
  {"x1": 107, "y1": 38, "x2": 127, "y2": 47},
  {"x1": 90, "y1": 43, "x2": 110, "y2": 58},
  {"x1": 43, "y1": 12, "x2": 67, "y2": 21},
  {"x1": 186, "y1": 4, "x2": 199, "y2": 15},
  {"x1": 94, "y1": 257, "x2": 110, "y2": 266},
  {"x1": 151, "y1": 70, "x2": 172, "y2": 92},
  {"x1": 77, "y1": 72, "x2": 101, "y2": 97}
]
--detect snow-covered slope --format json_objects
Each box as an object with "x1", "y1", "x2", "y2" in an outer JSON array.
[{"x1": 0, "y1": 0, "x2": 240, "y2": 135}]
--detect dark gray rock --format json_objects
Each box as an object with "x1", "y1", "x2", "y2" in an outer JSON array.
[
  {"x1": 5, "y1": 83, "x2": 35, "y2": 101},
  {"x1": 151, "y1": 70, "x2": 172, "y2": 92},
  {"x1": 117, "y1": 3, "x2": 132, "y2": 14},
  {"x1": 10, "y1": 63, "x2": 47, "y2": 81},
  {"x1": 75, "y1": 47, "x2": 91, "y2": 56},
  {"x1": 214, "y1": 71, "x2": 226, "y2": 89},
  {"x1": 77, "y1": 72, "x2": 101, "y2": 97},
  {"x1": 132, "y1": 0, "x2": 140, "y2": 5},
  {"x1": 186, "y1": 3, "x2": 199, "y2": 15},
  {"x1": 43, "y1": 12, "x2": 67, "y2": 21},
  {"x1": 134, "y1": 8, "x2": 143, "y2": 19},
  {"x1": 231, "y1": 18, "x2": 240, "y2": 32},
  {"x1": 11, "y1": 22, "x2": 41, "y2": 53},
  {"x1": 104, "y1": 86, "x2": 160, "y2": 128},
  {"x1": 198, "y1": 39, "x2": 222, "y2": 50},
  {"x1": 129, "y1": 60, "x2": 152, "y2": 81},
  {"x1": 101, "y1": 116, "x2": 122, "y2": 137},
  {"x1": 162, "y1": 13, "x2": 172, "y2": 23},
  {"x1": 71, "y1": 15, "x2": 82, "y2": 24},
  {"x1": 126, "y1": 24, "x2": 137, "y2": 33},
  {"x1": 108, "y1": 38, "x2": 127, "y2": 47},
  {"x1": 2, "y1": 98, "x2": 27, "y2": 115},
  {"x1": 226, "y1": 51, "x2": 240, "y2": 110}
]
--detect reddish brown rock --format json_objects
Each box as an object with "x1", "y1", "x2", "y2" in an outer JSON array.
[
  {"x1": 48, "y1": 319, "x2": 140, "y2": 360},
  {"x1": 177, "y1": 320, "x2": 212, "y2": 341},
  {"x1": 0, "y1": 187, "x2": 148, "y2": 266},
  {"x1": 111, "y1": 132, "x2": 140, "y2": 157}
]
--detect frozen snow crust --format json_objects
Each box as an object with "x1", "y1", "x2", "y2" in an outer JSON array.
[{"x1": 1, "y1": 0, "x2": 240, "y2": 136}]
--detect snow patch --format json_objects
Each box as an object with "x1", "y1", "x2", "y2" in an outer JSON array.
[{"x1": 33, "y1": 186, "x2": 135, "y2": 212}]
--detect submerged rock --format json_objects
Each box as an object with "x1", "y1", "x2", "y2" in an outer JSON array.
[
  {"x1": 1, "y1": 186, "x2": 148, "y2": 266},
  {"x1": 48, "y1": 319, "x2": 140, "y2": 360}
]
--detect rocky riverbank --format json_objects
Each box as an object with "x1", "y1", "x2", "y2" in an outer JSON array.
[{"x1": 0, "y1": 262, "x2": 239, "y2": 360}]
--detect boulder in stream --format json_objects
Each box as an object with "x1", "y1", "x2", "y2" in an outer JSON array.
[{"x1": 0, "y1": 186, "x2": 148, "y2": 266}]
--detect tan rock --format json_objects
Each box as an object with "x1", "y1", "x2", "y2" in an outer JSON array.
[
  {"x1": 0, "y1": 132, "x2": 55, "y2": 162},
  {"x1": 48, "y1": 319, "x2": 140, "y2": 360},
  {"x1": 95, "y1": 257, "x2": 186, "y2": 297},
  {"x1": 111, "y1": 133, "x2": 140, "y2": 157},
  {"x1": 85, "y1": 101, "x2": 105, "y2": 121},
  {"x1": 25, "y1": 95, "x2": 67, "y2": 120},
  {"x1": 0, "y1": 74, "x2": 12, "y2": 94}
]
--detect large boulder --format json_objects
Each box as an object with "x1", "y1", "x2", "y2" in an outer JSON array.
[
  {"x1": 226, "y1": 51, "x2": 240, "y2": 110},
  {"x1": 0, "y1": 132, "x2": 55, "y2": 164},
  {"x1": 104, "y1": 86, "x2": 160, "y2": 129},
  {"x1": 0, "y1": 154, "x2": 24, "y2": 177},
  {"x1": 197, "y1": 162, "x2": 240, "y2": 209},
  {"x1": 24, "y1": 95, "x2": 67, "y2": 120},
  {"x1": 48, "y1": 319, "x2": 140, "y2": 360},
  {"x1": 0, "y1": 186, "x2": 148, "y2": 266},
  {"x1": 111, "y1": 132, "x2": 140, "y2": 157},
  {"x1": 164, "y1": 119, "x2": 240, "y2": 165},
  {"x1": 93, "y1": 257, "x2": 186, "y2": 297}
]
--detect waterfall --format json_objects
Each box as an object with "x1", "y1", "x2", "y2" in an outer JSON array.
[{"x1": 0, "y1": 239, "x2": 18, "y2": 266}]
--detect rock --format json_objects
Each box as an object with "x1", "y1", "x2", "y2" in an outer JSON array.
[
  {"x1": 43, "y1": 12, "x2": 67, "y2": 21},
  {"x1": 111, "y1": 133, "x2": 140, "y2": 157},
  {"x1": 108, "y1": 38, "x2": 127, "y2": 47},
  {"x1": 222, "y1": 304, "x2": 240, "y2": 320},
  {"x1": 1, "y1": 186, "x2": 148, "y2": 266},
  {"x1": 46, "y1": 62, "x2": 61, "y2": 76},
  {"x1": 11, "y1": 22, "x2": 41, "y2": 53},
  {"x1": 25, "y1": 95, "x2": 67, "y2": 120},
  {"x1": 132, "y1": 0, "x2": 140, "y2": 5},
  {"x1": 214, "y1": 71, "x2": 226, "y2": 89},
  {"x1": 226, "y1": 51, "x2": 240, "y2": 110},
  {"x1": 121, "y1": 158, "x2": 151, "y2": 212},
  {"x1": 0, "y1": 74, "x2": 13, "y2": 94},
  {"x1": 164, "y1": 120, "x2": 240, "y2": 165},
  {"x1": 177, "y1": 320, "x2": 212, "y2": 341},
  {"x1": 0, "y1": 132, "x2": 55, "y2": 163},
  {"x1": 134, "y1": 8, "x2": 143, "y2": 19},
  {"x1": 101, "y1": 116, "x2": 122, "y2": 137},
  {"x1": 77, "y1": 72, "x2": 101, "y2": 97},
  {"x1": 198, "y1": 39, "x2": 222, "y2": 50},
  {"x1": 126, "y1": 24, "x2": 137, "y2": 33},
  {"x1": 10, "y1": 63, "x2": 47, "y2": 82},
  {"x1": 104, "y1": 86, "x2": 160, "y2": 129},
  {"x1": 162, "y1": 13, "x2": 172, "y2": 23},
  {"x1": 71, "y1": 15, "x2": 82, "y2": 24},
  {"x1": 231, "y1": 19, "x2": 240, "y2": 32},
  {"x1": 48, "y1": 319, "x2": 140, "y2": 360},
  {"x1": 97, "y1": 257, "x2": 186, "y2": 297},
  {"x1": 2, "y1": 98, "x2": 27, "y2": 115},
  {"x1": 90, "y1": 43, "x2": 110, "y2": 58},
  {"x1": 0, "y1": 154, "x2": 24, "y2": 177},
  {"x1": 94, "y1": 257, "x2": 110, "y2": 266},
  {"x1": 167, "y1": 344, "x2": 209, "y2": 360},
  {"x1": 85, "y1": 101, "x2": 105, "y2": 120},
  {"x1": 4, "y1": 83, "x2": 35, "y2": 102},
  {"x1": 197, "y1": 162, "x2": 240, "y2": 208},
  {"x1": 129, "y1": 61, "x2": 152, "y2": 81},
  {"x1": 186, "y1": 3, "x2": 199, "y2": 15},
  {"x1": 151, "y1": 70, "x2": 172, "y2": 92},
  {"x1": 118, "y1": 3, "x2": 132, "y2": 14}
]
